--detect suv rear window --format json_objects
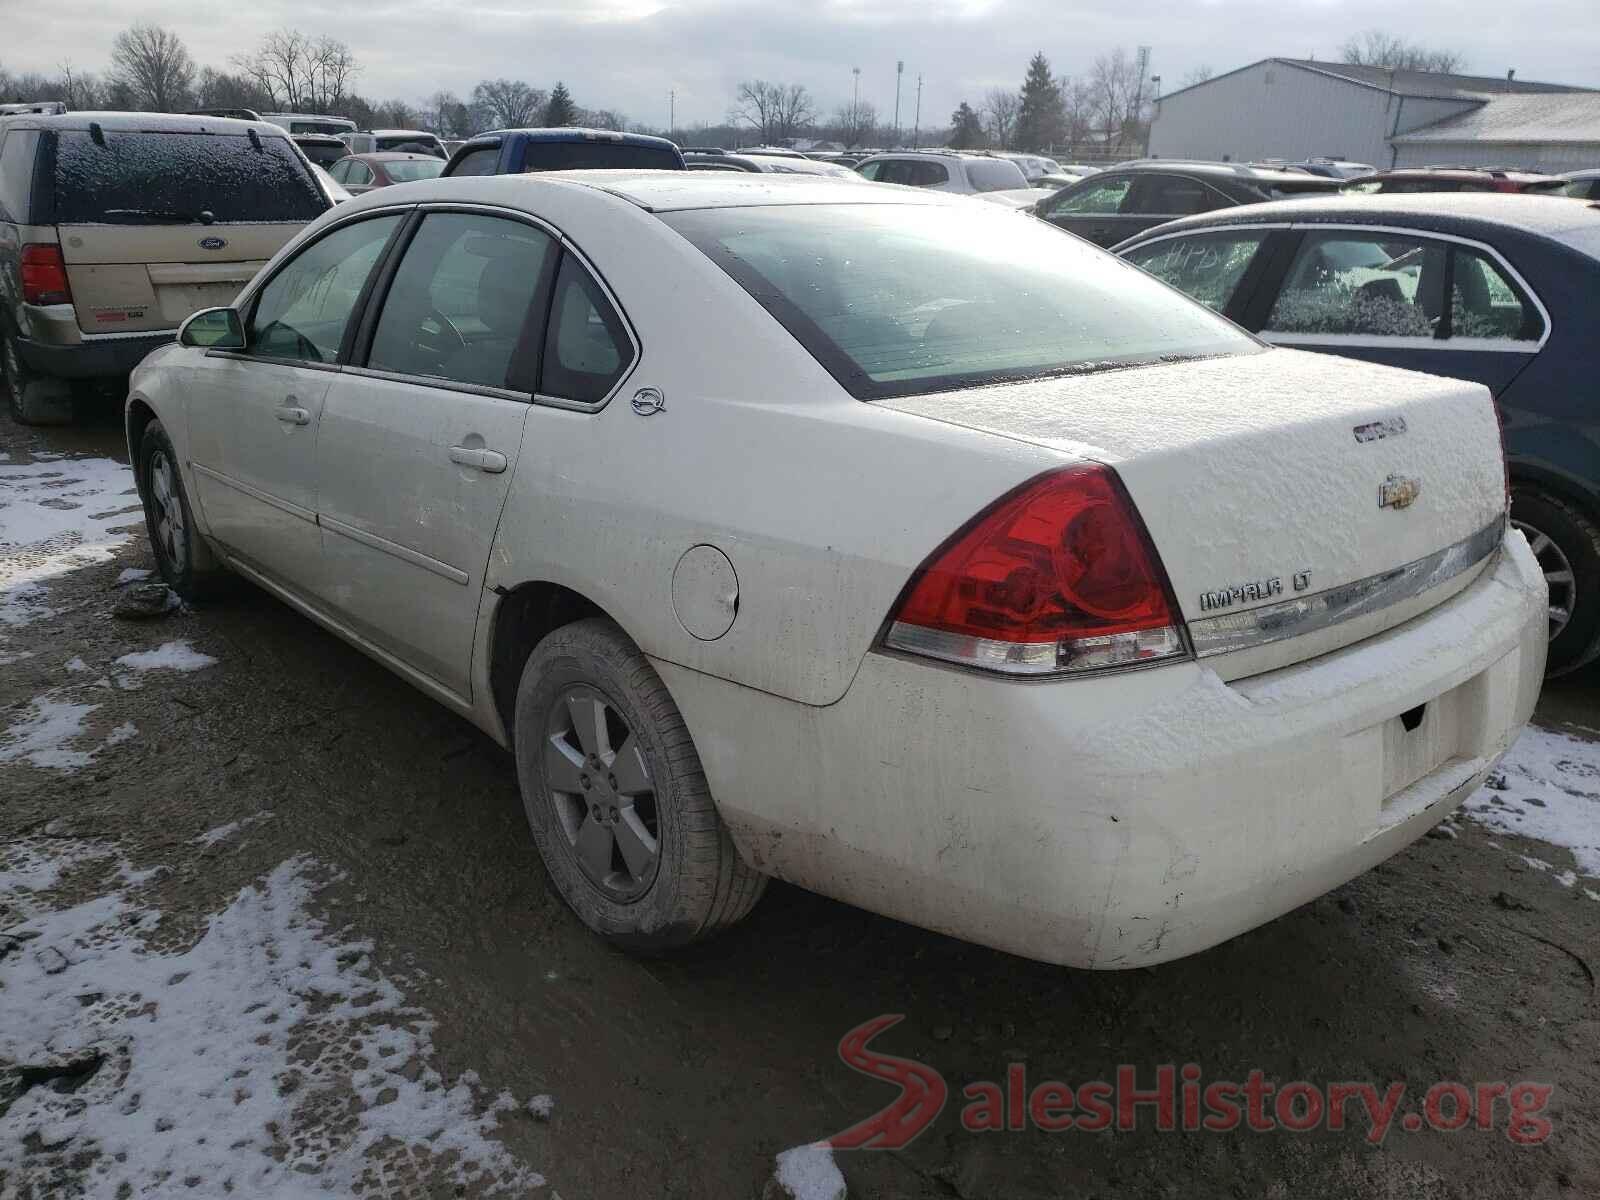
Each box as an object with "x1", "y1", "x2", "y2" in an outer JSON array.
[
  {"x1": 665, "y1": 203, "x2": 1256, "y2": 400},
  {"x1": 48, "y1": 130, "x2": 326, "y2": 224},
  {"x1": 964, "y1": 159, "x2": 1029, "y2": 193},
  {"x1": 518, "y1": 142, "x2": 681, "y2": 172}
]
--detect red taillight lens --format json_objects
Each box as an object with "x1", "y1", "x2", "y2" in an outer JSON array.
[
  {"x1": 21, "y1": 244, "x2": 71, "y2": 306},
  {"x1": 885, "y1": 465, "x2": 1190, "y2": 675}
]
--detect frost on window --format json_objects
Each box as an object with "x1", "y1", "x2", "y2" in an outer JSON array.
[
  {"x1": 1128, "y1": 234, "x2": 1264, "y2": 312},
  {"x1": 1267, "y1": 235, "x2": 1442, "y2": 338},
  {"x1": 51, "y1": 130, "x2": 326, "y2": 225}
]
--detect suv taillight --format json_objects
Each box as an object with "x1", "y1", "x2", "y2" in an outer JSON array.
[
  {"x1": 884, "y1": 465, "x2": 1190, "y2": 675},
  {"x1": 21, "y1": 244, "x2": 71, "y2": 306}
]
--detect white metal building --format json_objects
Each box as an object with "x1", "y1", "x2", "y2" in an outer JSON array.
[
  {"x1": 1149, "y1": 58, "x2": 1595, "y2": 171},
  {"x1": 1390, "y1": 93, "x2": 1600, "y2": 172}
]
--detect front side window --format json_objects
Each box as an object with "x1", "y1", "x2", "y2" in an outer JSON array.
[
  {"x1": 345, "y1": 162, "x2": 374, "y2": 186},
  {"x1": 1123, "y1": 231, "x2": 1268, "y2": 312},
  {"x1": 540, "y1": 255, "x2": 635, "y2": 404},
  {"x1": 1265, "y1": 233, "x2": 1444, "y2": 338},
  {"x1": 1046, "y1": 175, "x2": 1134, "y2": 216},
  {"x1": 246, "y1": 215, "x2": 402, "y2": 363},
  {"x1": 49, "y1": 130, "x2": 326, "y2": 224},
  {"x1": 368, "y1": 213, "x2": 557, "y2": 389},
  {"x1": 1450, "y1": 247, "x2": 1541, "y2": 341},
  {"x1": 665, "y1": 203, "x2": 1257, "y2": 400},
  {"x1": 855, "y1": 161, "x2": 883, "y2": 182}
]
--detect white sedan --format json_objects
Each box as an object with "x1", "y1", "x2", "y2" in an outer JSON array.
[{"x1": 126, "y1": 172, "x2": 1546, "y2": 967}]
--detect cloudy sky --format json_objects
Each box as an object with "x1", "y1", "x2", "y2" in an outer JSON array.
[{"x1": 11, "y1": 0, "x2": 1600, "y2": 131}]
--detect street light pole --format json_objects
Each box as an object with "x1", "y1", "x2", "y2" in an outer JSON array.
[
  {"x1": 894, "y1": 60, "x2": 903, "y2": 145},
  {"x1": 913, "y1": 74, "x2": 922, "y2": 148},
  {"x1": 669, "y1": 90, "x2": 675, "y2": 141}
]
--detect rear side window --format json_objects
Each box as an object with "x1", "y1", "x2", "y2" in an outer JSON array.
[
  {"x1": 49, "y1": 130, "x2": 326, "y2": 224},
  {"x1": 449, "y1": 147, "x2": 500, "y2": 176},
  {"x1": 964, "y1": 159, "x2": 1028, "y2": 193},
  {"x1": 368, "y1": 213, "x2": 557, "y2": 390},
  {"x1": 1265, "y1": 233, "x2": 1445, "y2": 338},
  {"x1": 518, "y1": 141, "x2": 681, "y2": 172},
  {"x1": 1138, "y1": 174, "x2": 1224, "y2": 216},
  {"x1": 0, "y1": 129, "x2": 40, "y2": 222},
  {"x1": 1449, "y1": 247, "x2": 1542, "y2": 342},
  {"x1": 1123, "y1": 231, "x2": 1268, "y2": 312},
  {"x1": 540, "y1": 255, "x2": 634, "y2": 404}
]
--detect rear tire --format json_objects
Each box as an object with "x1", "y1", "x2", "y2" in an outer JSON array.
[
  {"x1": 2, "y1": 332, "x2": 74, "y2": 426},
  {"x1": 137, "y1": 419, "x2": 226, "y2": 601},
  {"x1": 1511, "y1": 485, "x2": 1600, "y2": 676},
  {"x1": 513, "y1": 618, "x2": 766, "y2": 951}
]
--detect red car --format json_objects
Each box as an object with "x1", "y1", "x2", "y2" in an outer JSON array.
[
  {"x1": 1342, "y1": 168, "x2": 1569, "y2": 195},
  {"x1": 325, "y1": 152, "x2": 446, "y2": 195}
]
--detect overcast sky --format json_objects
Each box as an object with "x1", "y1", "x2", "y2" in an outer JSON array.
[{"x1": 11, "y1": 0, "x2": 1600, "y2": 131}]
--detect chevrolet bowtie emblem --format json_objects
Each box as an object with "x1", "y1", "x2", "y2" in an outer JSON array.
[{"x1": 1379, "y1": 474, "x2": 1421, "y2": 510}]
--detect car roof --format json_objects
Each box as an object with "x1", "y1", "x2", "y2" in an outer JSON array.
[
  {"x1": 333, "y1": 170, "x2": 970, "y2": 214},
  {"x1": 1367, "y1": 167, "x2": 1563, "y2": 181},
  {"x1": 354, "y1": 152, "x2": 442, "y2": 162},
  {"x1": 365, "y1": 129, "x2": 440, "y2": 138},
  {"x1": 468, "y1": 127, "x2": 677, "y2": 149},
  {"x1": 1106, "y1": 159, "x2": 1336, "y2": 185},
  {"x1": 0, "y1": 111, "x2": 288, "y2": 136},
  {"x1": 1120, "y1": 192, "x2": 1600, "y2": 251}
]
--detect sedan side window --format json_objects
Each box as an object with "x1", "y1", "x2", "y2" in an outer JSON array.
[
  {"x1": 1138, "y1": 174, "x2": 1225, "y2": 216},
  {"x1": 1449, "y1": 247, "x2": 1542, "y2": 342},
  {"x1": 368, "y1": 212, "x2": 557, "y2": 390},
  {"x1": 1046, "y1": 175, "x2": 1134, "y2": 217},
  {"x1": 1264, "y1": 233, "x2": 1445, "y2": 339},
  {"x1": 346, "y1": 162, "x2": 374, "y2": 187},
  {"x1": 245, "y1": 214, "x2": 403, "y2": 363},
  {"x1": 1123, "y1": 232, "x2": 1268, "y2": 312},
  {"x1": 855, "y1": 161, "x2": 882, "y2": 181},
  {"x1": 540, "y1": 255, "x2": 634, "y2": 405}
]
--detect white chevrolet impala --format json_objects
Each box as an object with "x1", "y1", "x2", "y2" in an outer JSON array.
[{"x1": 126, "y1": 173, "x2": 1546, "y2": 967}]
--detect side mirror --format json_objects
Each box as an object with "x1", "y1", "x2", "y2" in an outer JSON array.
[{"x1": 179, "y1": 307, "x2": 244, "y2": 349}]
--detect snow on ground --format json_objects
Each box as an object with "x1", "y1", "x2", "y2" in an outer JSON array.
[
  {"x1": 114, "y1": 641, "x2": 218, "y2": 674},
  {"x1": 0, "y1": 458, "x2": 143, "y2": 627},
  {"x1": 193, "y1": 813, "x2": 273, "y2": 848},
  {"x1": 0, "y1": 841, "x2": 546, "y2": 1197},
  {"x1": 1464, "y1": 724, "x2": 1600, "y2": 878},
  {"x1": 115, "y1": 568, "x2": 152, "y2": 586},
  {"x1": 773, "y1": 1143, "x2": 847, "y2": 1200},
  {"x1": 0, "y1": 695, "x2": 100, "y2": 769}
]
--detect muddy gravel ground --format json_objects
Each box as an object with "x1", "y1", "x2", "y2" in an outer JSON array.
[{"x1": 2, "y1": 405, "x2": 1598, "y2": 1199}]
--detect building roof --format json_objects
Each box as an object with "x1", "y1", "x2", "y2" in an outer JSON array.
[
  {"x1": 1391, "y1": 93, "x2": 1600, "y2": 145},
  {"x1": 1156, "y1": 58, "x2": 1592, "y2": 105},
  {"x1": 1280, "y1": 59, "x2": 1590, "y2": 101}
]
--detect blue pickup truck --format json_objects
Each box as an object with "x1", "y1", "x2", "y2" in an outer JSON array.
[{"x1": 443, "y1": 128, "x2": 685, "y2": 176}]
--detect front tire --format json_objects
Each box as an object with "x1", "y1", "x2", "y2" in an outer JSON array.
[
  {"x1": 513, "y1": 618, "x2": 766, "y2": 950},
  {"x1": 2, "y1": 332, "x2": 74, "y2": 426},
  {"x1": 1511, "y1": 486, "x2": 1600, "y2": 676},
  {"x1": 137, "y1": 419, "x2": 224, "y2": 601}
]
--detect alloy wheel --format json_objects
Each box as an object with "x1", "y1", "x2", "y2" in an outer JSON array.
[
  {"x1": 542, "y1": 685, "x2": 660, "y2": 901},
  {"x1": 148, "y1": 449, "x2": 188, "y2": 573},
  {"x1": 1512, "y1": 518, "x2": 1575, "y2": 640}
]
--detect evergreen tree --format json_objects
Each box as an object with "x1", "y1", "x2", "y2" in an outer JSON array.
[
  {"x1": 544, "y1": 81, "x2": 576, "y2": 126},
  {"x1": 1013, "y1": 52, "x2": 1065, "y2": 151},
  {"x1": 949, "y1": 101, "x2": 985, "y2": 149}
]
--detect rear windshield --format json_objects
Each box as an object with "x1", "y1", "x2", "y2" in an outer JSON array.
[
  {"x1": 298, "y1": 141, "x2": 349, "y2": 167},
  {"x1": 49, "y1": 129, "x2": 326, "y2": 224},
  {"x1": 375, "y1": 135, "x2": 445, "y2": 156},
  {"x1": 385, "y1": 158, "x2": 446, "y2": 182},
  {"x1": 966, "y1": 159, "x2": 1029, "y2": 192},
  {"x1": 664, "y1": 204, "x2": 1257, "y2": 400},
  {"x1": 518, "y1": 141, "x2": 681, "y2": 172}
]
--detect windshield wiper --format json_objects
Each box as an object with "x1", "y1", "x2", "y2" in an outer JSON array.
[{"x1": 102, "y1": 208, "x2": 217, "y2": 224}]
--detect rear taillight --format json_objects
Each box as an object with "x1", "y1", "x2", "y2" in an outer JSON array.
[
  {"x1": 21, "y1": 244, "x2": 71, "y2": 306},
  {"x1": 884, "y1": 465, "x2": 1190, "y2": 676}
]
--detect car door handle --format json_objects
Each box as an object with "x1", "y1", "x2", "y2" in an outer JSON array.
[
  {"x1": 449, "y1": 446, "x2": 507, "y2": 473},
  {"x1": 275, "y1": 406, "x2": 311, "y2": 425}
]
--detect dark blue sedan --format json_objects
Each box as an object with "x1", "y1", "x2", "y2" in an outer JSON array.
[{"x1": 1114, "y1": 194, "x2": 1600, "y2": 674}]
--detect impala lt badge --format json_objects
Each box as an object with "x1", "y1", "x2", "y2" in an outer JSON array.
[
  {"x1": 1379, "y1": 474, "x2": 1422, "y2": 510},
  {"x1": 1199, "y1": 576, "x2": 1283, "y2": 612},
  {"x1": 1354, "y1": 416, "x2": 1407, "y2": 443}
]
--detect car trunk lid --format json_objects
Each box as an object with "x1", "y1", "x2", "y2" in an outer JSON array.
[{"x1": 879, "y1": 348, "x2": 1507, "y2": 679}]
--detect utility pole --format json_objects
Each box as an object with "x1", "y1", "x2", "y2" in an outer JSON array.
[
  {"x1": 912, "y1": 74, "x2": 922, "y2": 148},
  {"x1": 669, "y1": 90, "x2": 676, "y2": 141},
  {"x1": 853, "y1": 66, "x2": 860, "y2": 109},
  {"x1": 894, "y1": 60, "x2": 904, "y2": 145}
]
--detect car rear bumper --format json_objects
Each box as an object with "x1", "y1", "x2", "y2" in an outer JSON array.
[
  {"x1": 14, "y1": 303, "x2": 175, "y2": 379},
  {"x1": 654, "y1": 528, "x2": 1547, "y2": 968}
]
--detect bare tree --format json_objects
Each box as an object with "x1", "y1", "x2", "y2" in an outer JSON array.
[
  {"x1": 58, "y1": 61, "x2": 106, "y2": 110},
  {"x1": 1089, "y1": 48, "x2": 1149, "y2": 154},
  {"x1": 1179, "y1": 65, "x2": 1215, "y2": 88},
  {"x1": 193, "y1": 67, "x2": 270, "y2": 112},
  {"x1": 109, "y1": 24, "x2": 194, "y2": 111},
  {"x1": 731, "y1": 80, "x2": 815, "y2": 144},
  {"x1": 831, "y1": 98, "x2": 878, "y2": 148},
  {"x1": 580, "y1": 108, "x2": 628, "y2": 132},
  {"x1": 233, "y1": 30, "x2": 358, "y2": 112},
  {"x1": 983, "y1": 87, "x2": 1019, "y2": 149},
  {"x1": 1058, "y1": 76, "x2": 1095, "y2": 147},
  {"x1": 471, "y1": 78, "x2": 546, "y2": 129},
  {"x1": 1340, "y1": 30, "x2": 1464, "y2": 73}
]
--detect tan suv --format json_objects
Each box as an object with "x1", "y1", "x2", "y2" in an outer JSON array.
[{"x1": 1, "y1": 112, "x2": 330, "y2": 423}]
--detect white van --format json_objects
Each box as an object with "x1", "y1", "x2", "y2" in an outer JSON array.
[{"x1": 260, "y1": 112, "x2": 357, "y2": 137}]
